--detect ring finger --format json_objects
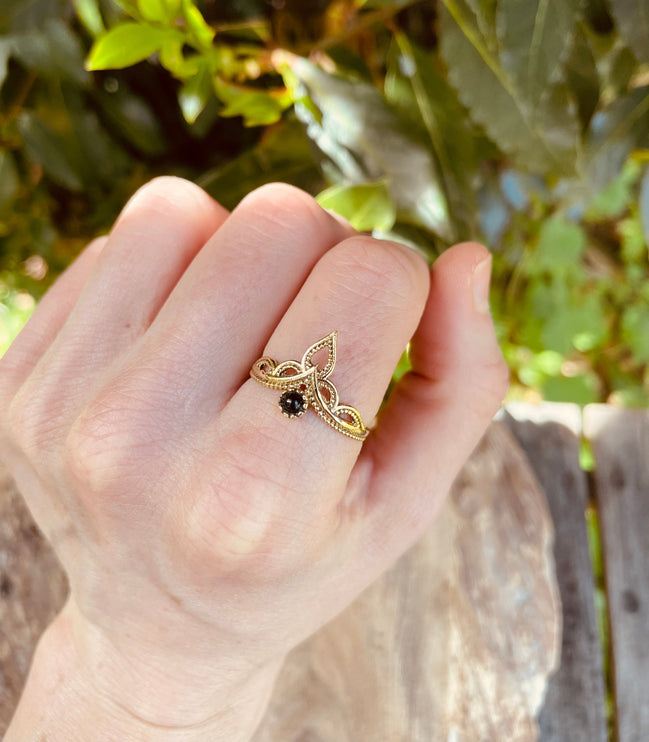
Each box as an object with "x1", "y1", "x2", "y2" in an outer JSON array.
[{"x1": 186, "y1": 235, "x2": 430, "y2": 544}]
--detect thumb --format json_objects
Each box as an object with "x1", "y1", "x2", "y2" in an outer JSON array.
[{"x1": 353, "y1": 242, "x2": 510, "y2": 563}]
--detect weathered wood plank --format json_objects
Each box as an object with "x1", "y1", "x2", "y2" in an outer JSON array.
[
  {"x1": 0, "y1": 466, "x2": 68, "y2": 735},
  {"x1": 256, "y1": 422, "x2": 560, "y2": 742},
  {"x1": 584, "y1": 405, "x2": 649, "y2": 742},
  {"x1": 502, "y1": 402, "x2": 608, "y2": 742}
]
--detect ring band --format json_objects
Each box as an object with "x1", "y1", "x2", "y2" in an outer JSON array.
[{"x1": 250, "y1": 331, "x2": 369, "y2": 441}]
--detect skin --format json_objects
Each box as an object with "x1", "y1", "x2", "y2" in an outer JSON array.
[{"x1": 0, "y1": 178, "x2": 509, "y2": 741}]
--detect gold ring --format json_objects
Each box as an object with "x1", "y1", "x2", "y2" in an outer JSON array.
[{"x1": 250, "y1": 331, "x2": 369, "y2": 442}]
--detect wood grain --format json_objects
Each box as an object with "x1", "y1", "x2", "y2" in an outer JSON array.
[
  {"x1": 584, "y1": 405, "x2": 649, "y2": 742},
  {"x1": 0, "y1": 467, "x2": 68, "y2": 732},
  {"x1": 255, "y1": 421, "x2": 560, "y2": 742},
  {"x1": 502, "y1": 403, "x2": 608, "y2": 742}
]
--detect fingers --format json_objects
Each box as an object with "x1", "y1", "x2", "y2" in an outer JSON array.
[
  {"x1": 355, "y1": 242, "x2": 509, "y2": 566},
  {"x1": 0, "y1": 237, "x2": 107, "y2": 405},
  {"x1": 18, "y1": 177, "x2": 228, "y2": 413},
  {"x1": 119, "y1": 183, "x2": 354, "y2": 418},
  {"x1": 211, "y1": 235, "x2": 430, "y2": 511}
]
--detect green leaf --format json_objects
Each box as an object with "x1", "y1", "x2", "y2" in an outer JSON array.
[
  {"x1": 529, "y1": 216, "x2": 585, "y2": 274},
  {"x1": 439, "y1": 0, "x2": 579, "y2": 175},
  {"x1": 214, "y1": 78, "x2": 288, "y2": 127},
  {"x1": 385, "y1": 35, "x2": 477, "y2": 241},
  {"x1": 619, "y1": 216, "x2": 646, "y2": 263},
  {"x1": 585, "y1": 156, "x2": 641, "y2": 219},
  {"x1": 0, "y1": 150, "x2": 19, "y2": 212},
  {"x1": 73, "y1": 0, "x2": 105, "y2": 36},
  {"x1": 86, "y1": 22, "x2": 183, "y2": 70},
  {"x1": 182, "y1": 0, "x2": 214, "y2": 50},
  {"x1": 17, "y1": 111, "x2": 84, "y2": 191},
  {"x1": 93, "y1": 82, "x2": 166, "y2": 155},
  {"x1": 565, "y1": 25, "x2": 600, "y2": 131},
  {"x1": 137, "y1": 0, "x2": 180, "y2": 23},
  {"x1": 178, "y1": 59, "x2": 212, "y2": 123},
  {"x1": 158, "y1": 37, "x2": 201, "y2": 78},
  {"x1": 496, "y1": 0, "x2": 579, "y2": 108},
  {"x1": 197, "y1": 116, "x2": 321, "y2": 209},
  {"x1": 622, "y1": 304, "x2": 649, "y2": 363},
  {"x1": 316, "y1": 181, "x2": 396, "y2": 231},
  {"x1": 290, "y1": 57, "x2": 453, "y2": 241},
  {"x1": 541, "y1": 292, "x2": 608, "y2": 354},
  {"x1": 608, "y1": 0, "x2": 649, "y2": 64},
  {"x1": 9, "y1": 19, "x2": 90, "y2": 86},
  {"x1": 7, "y1": 0, "x2": 67, "y2": 33},
  {"x1": 640, "y1": 165, "x2": 649, "y2": 250},
  {"x1": 578, "y1": 86, "x2": 649, "y2": 196},
  {"x1": 0, "y1": 39, "x2": 12, "y2": 89},
  {"x1": 542, "y1": 374, "x2": 599, "y2": 405}
]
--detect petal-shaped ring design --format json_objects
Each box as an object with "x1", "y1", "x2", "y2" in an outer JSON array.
[{"x1": 250, "y1": 332, "x2": 369, "y2": 441}]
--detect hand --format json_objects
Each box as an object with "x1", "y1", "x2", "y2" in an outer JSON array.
[{"x1": 0, "y1": 178, "x2": 508, "y2": 741}]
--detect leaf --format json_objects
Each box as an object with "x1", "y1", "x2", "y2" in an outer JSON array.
[
  {"x1": 528, "y1": 216, "x2": 585, "y2": 274},
  {"x1": 73, "y1": 0, "x2": 105, "y2": 36},
  {"x1": 178, "y1": 59, "x2": 212, "y2": 123},
  {"x1": 17, "y1": 111, "x2": 84, "y2": 191},
  {"x1": 621, "y1": 304, "x2": 649, "y2": 363},
  {"x1": 181, "y1": 0, "x2": 214, "y2": 50},
  {"x1": 640, "y1": 165, "x2": 649, "y2": 250},
  {"x1": 86, "y1": 22, "x2": 183, "y2": 70},
  {"x1": 585, "y1": 157, "x2": 641, "y2": 219},
  {"x1": 439, "y1": 0, "x2": 579, "y2": 175},
  {"x1": 577, "y1": 86, "x2": 649, "y2": 196},
  {"x1": 7, "y1": 0, "x2": 67, "y2": 33},
  {"x1": 197, "y1": 116, "x2": 321, "y2": 209},
  {"x1": 565, "y1": 25, "x2": 600, "y2": 131},
  {"x1": 385, "y1": 35, "x2": 477, "y2": 241},
  {"x1": 289, "y1": 56, "x2": 453, "y2": 241},
  {"x1": 0, "y1": 150, "x2": 19, "y2": 212},
  {"x1": 608, "y1": 0, "x2": 649, "y2": 64},
  {"x1": 0, "y1": 39, "x2": 12, "y2": 89},
  {"x1": 137, "y1": 0, "x2": 180, "y2": 23},
  {"x1": 9, "y1": 19, "x2": 90, "y2": 86},
  {"x1": 496, "y1": 0, "x2": 579, "y2": 108},
  {"x1": 93, "y1": 81, "x2": 166, "y2": 155},
  {"x1": 542, "y1": 374, "x2": 599, "y2": 405},
  {"x1": 214, "y1": 79, "x2": 288, "y2": 127},
  {"x1": 316, "y1": 181, "x2": 396, "y2": 232}
]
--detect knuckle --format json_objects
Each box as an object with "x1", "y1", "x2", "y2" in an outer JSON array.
[
  {"x1": 177, "y1": 424, "x2": 333, "y2": 580},
  {"x1": 238, "y1": 182, "x2": 335, "y2": 240},
  {"x1": 472, "y1": 355, "x2": 510, "y2": 417},
  {"x1": 5, "y1": 383, "x2": 59, "y2": 459},
  {"x1": 122, "y1": 176, "x2": 218, "y2": 223},
  {"x1": 63, "y1": 390, "x2": 161, "y2": 501},
  {"x1": 330, "y1": 236, "x2": 430, "y2": 305}
]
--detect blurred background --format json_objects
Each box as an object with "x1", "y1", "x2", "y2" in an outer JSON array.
[{"x1": 0, "y1": 0, "x2": 648, "y2": 407}]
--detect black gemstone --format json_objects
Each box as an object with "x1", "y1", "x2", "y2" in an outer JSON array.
[{"x1": 279, "y1": 390, "x2": 306, "y2": 417}]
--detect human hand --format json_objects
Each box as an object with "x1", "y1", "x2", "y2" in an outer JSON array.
[{"x1": 1, "y1": 178, "x2": 508, "y2": 741}]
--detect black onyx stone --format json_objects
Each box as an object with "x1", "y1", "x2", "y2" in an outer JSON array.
[{"x1": 279, "y1": 390, "x2": 306, "y2": 417}]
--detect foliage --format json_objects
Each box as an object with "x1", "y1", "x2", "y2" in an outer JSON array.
[{"x1": 1, "y1": 0, "x2": 648, "y2": 405}]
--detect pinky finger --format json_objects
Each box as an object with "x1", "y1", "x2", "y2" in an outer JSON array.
[{"x1": 0, "y1": 237, "x2": 107, "y2": 402}]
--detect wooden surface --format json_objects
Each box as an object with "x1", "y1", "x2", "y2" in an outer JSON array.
[
  {"x1": 0, "y1": 468, "x2": 68, "y2": 725},
  {"x1": 503, "y1": 404, "x2": 608, "y2": 742},
  {"x1": 0, "y1": 416, "x2": 561, "y2": 740},
  {"x1": 584, "y1": 406, "x2": 649, "y2": 742},
  {"x1": 254, "y1": 421, "x2": 559, "y2": 742}
]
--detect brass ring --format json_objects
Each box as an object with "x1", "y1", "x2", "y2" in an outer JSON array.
[{"x1": 250, "y1": 331, "x2": 369, "y2": 442}]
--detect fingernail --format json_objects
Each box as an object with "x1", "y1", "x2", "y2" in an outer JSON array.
[{"x1": 472, "y1": 255, "x2": 492, "y2": 314}]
